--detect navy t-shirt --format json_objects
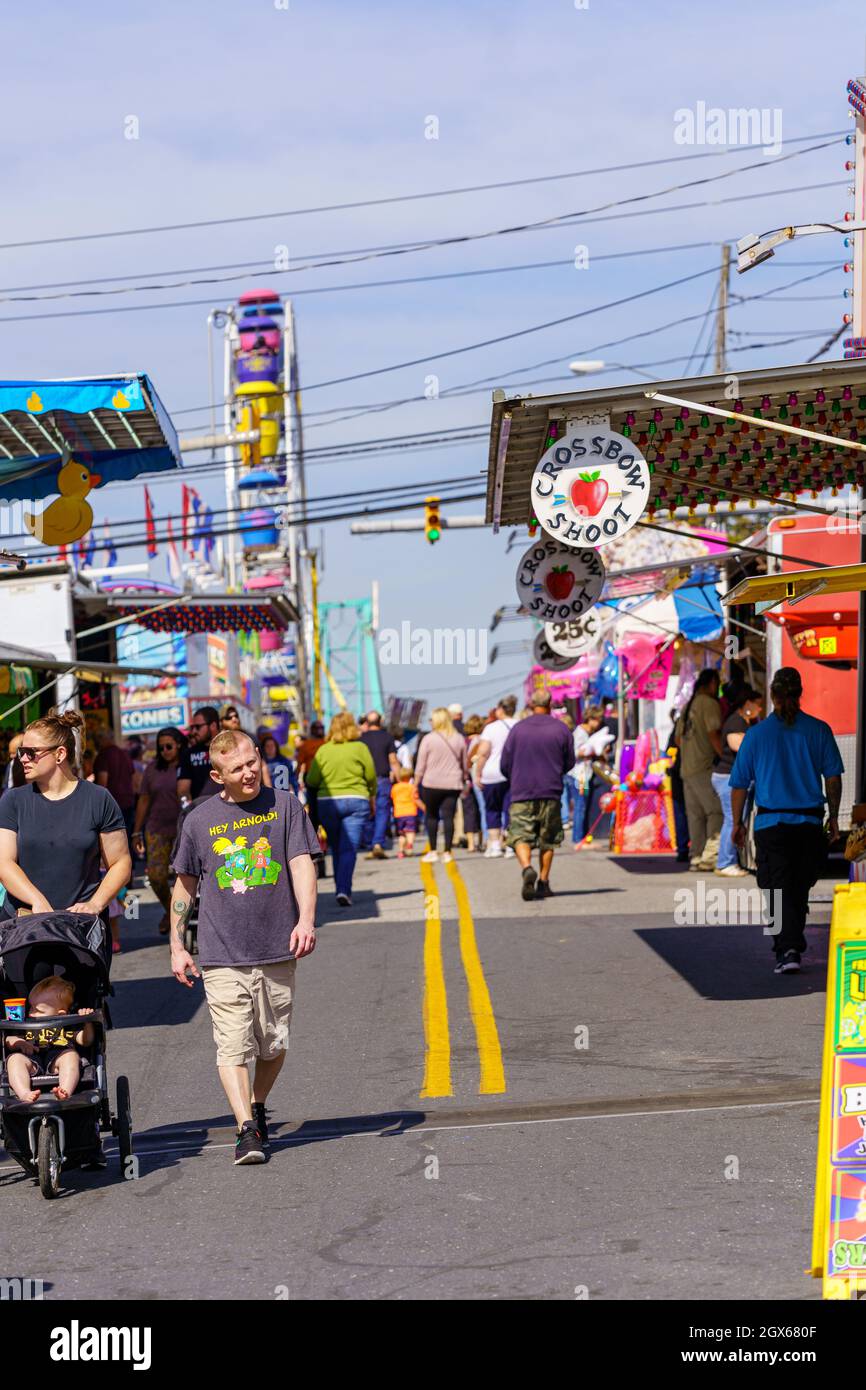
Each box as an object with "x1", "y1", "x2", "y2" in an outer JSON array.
[
  {"x1": 0, "y1": 780, "x2": 126, "y2": 911},
  {"x1": 179, "y1": 745, "x2": 219, "y2": 800}
]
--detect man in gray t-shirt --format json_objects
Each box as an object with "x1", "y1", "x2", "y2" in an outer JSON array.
[{"x1": 170, "y1": 730, "x2": 321, "y2": 1165}]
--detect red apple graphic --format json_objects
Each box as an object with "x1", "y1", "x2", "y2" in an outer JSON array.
[
  {"x1": 570, "y1": 471, "x2": 608, "y2": 517},
  {"x1": 545, "y1": 566, "x2": 575, "y2": 600}
]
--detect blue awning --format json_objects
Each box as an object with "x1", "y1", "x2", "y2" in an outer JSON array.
[
  {"x1": 0, "y1": 374, "x2": 180, "y2": 501},
  {"x1": 672, "y1": 582, "x2": 724, "y2": 641}
]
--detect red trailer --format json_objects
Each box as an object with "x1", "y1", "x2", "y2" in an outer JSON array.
[{"x1": 765, "y1": 514, "x2": 858, "y2": 823}]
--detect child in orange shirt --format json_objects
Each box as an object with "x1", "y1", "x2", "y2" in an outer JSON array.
[{"x1": 391, "y1": 768, "x2": 423, "y2": 858}]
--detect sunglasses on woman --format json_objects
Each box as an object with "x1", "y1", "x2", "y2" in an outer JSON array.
[
  {"x1": 17, "y1": 744, "x2": 60, "y2": 762},
  {"x1": 158, "y1": 742, "x2": 177, "y2": 752}
]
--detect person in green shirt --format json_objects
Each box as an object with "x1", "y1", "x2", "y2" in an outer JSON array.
[{"x1": 305, "y1": 713, "x2": 376, "y2": 906}]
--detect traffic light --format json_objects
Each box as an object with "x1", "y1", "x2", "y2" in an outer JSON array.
[{"x1": 425, "y1": 495, "x2": 442, "y2": 544}]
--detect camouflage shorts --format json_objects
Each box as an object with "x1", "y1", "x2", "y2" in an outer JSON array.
[{"x1": 506, "y1": 799, "x2": 563, "y2": 850}]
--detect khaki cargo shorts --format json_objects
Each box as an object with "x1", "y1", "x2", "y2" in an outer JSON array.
[
  {"x1": 201, "y1": 960, "x2": 296, "y2": 1067},
  {"x1": 506, "y1": 798, "x2": 564, "y2": 851}
]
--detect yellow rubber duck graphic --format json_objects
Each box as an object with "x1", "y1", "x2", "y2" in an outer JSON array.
[{"x1": 24, "y1": 459, "x2": 102, "y2": 545}]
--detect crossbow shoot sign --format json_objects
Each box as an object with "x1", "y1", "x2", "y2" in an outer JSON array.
[
  {"x1": 531, "y1": 427, "x2": 650, "y2": 548},
  {"x1": 515, "y1": 537, "x2": 605, "y2": 622}
]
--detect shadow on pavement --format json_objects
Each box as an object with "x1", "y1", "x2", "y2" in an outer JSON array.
[
  {"x1": 317, "y1": 888, "x2": 421, "y2": 922},
  {"x1": 129, "y1": 1109, "x2": 428, "y2": 1161},
  {"x1": 609, "y1": 857, "x2": 692, "y2": 875},
  {"x1": 110, "y1": 976, "x2": 205, "y2": 1028},
  {"x1": 635, "y1": 922, "x2": 830, "y2": 1001}
]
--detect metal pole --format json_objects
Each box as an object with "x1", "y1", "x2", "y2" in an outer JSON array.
[
  {"x1": 221, "y1": 308, "x2": 238, "y2": 590},
  {"x1": 616, "y1": 653, "x2": 626, "y2": 773},
  {"x1": 855, "y1": 58, "x2": 866, "y2": 802},
  {"x1": 714, "y1": 243, "x2": 730, "y2": 374},
  {"x1": 283, "y1": 300, "x2": 309, "y2": 725}
]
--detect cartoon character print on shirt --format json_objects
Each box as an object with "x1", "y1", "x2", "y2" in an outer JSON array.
[{"x1": 211, "y1": 832, "x2": 283, "y2": 894}]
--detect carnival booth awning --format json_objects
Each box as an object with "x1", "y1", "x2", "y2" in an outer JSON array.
[
  {"x1": 723, "y1": 563, "x2": 866, "y2": 609},
  {"x1": 0, "y1": 638, "x2": 193, "y2": 683},
  {"x1": 486, "y1": 360, "x2": 866, "y2": 526},
  {"x1": 81, "y1": 591, "x2": 298, "y2": 633},
  {"x1": 0, "y1": 374, "x2": 180, "y2": 501}
]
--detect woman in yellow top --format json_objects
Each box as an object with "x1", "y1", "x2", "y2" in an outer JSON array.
[{"x1": 305, "y1": 713, "x2": 376, "y2": 907}]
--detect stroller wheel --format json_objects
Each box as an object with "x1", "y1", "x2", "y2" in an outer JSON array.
[
  {"x1": 116, "y1": 1075, "x2": 134, "y2": 1178},
  {"x1": 37, "y1": 1122, "x2": 61, "y2": 1199}
]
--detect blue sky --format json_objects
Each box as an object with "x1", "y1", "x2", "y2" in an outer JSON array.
[{"x1": 2, "y1": 0, "x2": 863, "y2": 710}]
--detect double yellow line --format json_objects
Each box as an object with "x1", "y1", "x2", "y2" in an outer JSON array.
[{"x1": 419, "y1": 861, "x2": 506, "y2": 1098}]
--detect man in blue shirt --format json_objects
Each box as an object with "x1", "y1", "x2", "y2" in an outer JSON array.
[{"x1": 729, "y1": 667, "x2": 843, "y2": 975}]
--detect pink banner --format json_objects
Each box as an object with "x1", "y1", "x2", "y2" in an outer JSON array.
[{"x1": 633, "y1": 642, "x2": 674, "y2": 700}]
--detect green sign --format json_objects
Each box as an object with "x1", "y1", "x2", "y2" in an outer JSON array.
[{"x1": 835, "y1": 943, "x2": 866, "y2": 1050}]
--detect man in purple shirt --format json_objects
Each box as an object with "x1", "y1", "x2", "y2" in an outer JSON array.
[{"x1": 500, "y1": 692, "x2": 575, "y2": 901}]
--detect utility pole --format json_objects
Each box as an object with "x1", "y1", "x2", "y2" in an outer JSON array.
[
  {"x1": 283, "y1": 300, "x2": 310, "y2": 725},
  {"x1": 714, "y1": 243, "x2": 730, "y2": 374}
]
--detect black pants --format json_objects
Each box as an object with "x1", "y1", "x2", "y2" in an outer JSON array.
[
  {"x1": 462, "y1": 787, "x2": 480, "y2": 834},
  {"x1": 424, "y1": 788, "x2": 459, "y2": 852},
  {"x1": 755, "y1": 822, "x2": 825, "y2": 957}
]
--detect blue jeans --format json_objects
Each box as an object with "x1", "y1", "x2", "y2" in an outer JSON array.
[
  {"x1": 474, "y1": 785, "x2": 487, "y2": 839},
  {"x1": 711, "y1": 771, "x2": 737, "y2": 869},
  {"x1": 317, "y1": 797, "x2": 369, "y2": 897},
  {"x1": 361, "y1": 775, "x2": 392, "y2": 849},
  {"x1": 561, "y1": 778, "x2": 575, "y2": 825},
  {"x1": 572, "y1": 785, "x2": 592, "y2": 843}
]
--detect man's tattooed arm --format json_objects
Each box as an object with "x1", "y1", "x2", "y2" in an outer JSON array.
[{"x1": 170, "y1": 876, "x2": 196, "y2": 949}]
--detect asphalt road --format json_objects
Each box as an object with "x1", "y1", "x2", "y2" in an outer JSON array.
[{"x1": 0, "y1": 843, "x2": 835, "y2": 1301}]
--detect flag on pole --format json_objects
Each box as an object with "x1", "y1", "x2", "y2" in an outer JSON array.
[
  {"x1": 181, "y1": 484, "x2": 198, "y2": 556},
  {"x1": 166, "y1": 515, "x2": 182, "y2": 584},
  {"x1": 203, "y1": 506, "x2": 215, "y2": 562},
  {"x1": 102, "y1": 520, "x2": 118, "y2": 569},
  {"x1": 191, "y1": 492, "x2": 204, "y2": 554},
  {"x1": 144, "y1": 486, "x2": 157, "y2": 558}
]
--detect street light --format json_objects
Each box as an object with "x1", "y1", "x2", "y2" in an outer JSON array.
[
  {"x1": 735, "y1": 222, "x2": 866, "y2": 274},
  {"x1": 569, "y1": 360, "x2": 606, "y2": 375}
]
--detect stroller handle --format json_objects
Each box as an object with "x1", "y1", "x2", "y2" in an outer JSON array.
[{"x1": 0, "y1": 1010, "x2": 103, "y2": 1032}]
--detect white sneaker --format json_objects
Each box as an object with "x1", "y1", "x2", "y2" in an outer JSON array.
[
  {"x1": 442, "y1": 851, "x2": 454, "y2": 864},
  {"x1": 715, "y1": 864, "x2": 748, "y2": 877},
  {"x1": 504, "y1": 846, "x2": 515, "y2": 859},
  {"x1": 484, "y1": 846, "x2": 503, "y2": 858},
  {"x1": 421, "y1": 850, "x2": 439, "y2": 863}
]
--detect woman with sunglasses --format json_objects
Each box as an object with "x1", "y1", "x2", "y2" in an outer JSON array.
[
  {"x1": 0, "y1": 708, "x2": 131, "y2": 931},
  {"x1": 132, "y1": 726, "x2": 191, "y2": 936}
]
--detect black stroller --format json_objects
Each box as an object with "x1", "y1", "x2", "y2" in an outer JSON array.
[{"x1": 0, "y1": 911, "x2": 133, "y2": 1198}]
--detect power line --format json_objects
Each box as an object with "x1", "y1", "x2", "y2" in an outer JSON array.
[
  {"x1": 21, "y1": 486, "x2": 490, "y2": 561},
  {"x1": 0, "y1": 178, "x2": 846, "y2": 329},
  {"x1": 0, "y1": 131, "x2": 844, "y2": 254}
]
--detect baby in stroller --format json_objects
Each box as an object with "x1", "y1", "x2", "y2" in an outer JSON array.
[{"x1": 6, "y1": 976, "x2": 94, "y2": 1103}]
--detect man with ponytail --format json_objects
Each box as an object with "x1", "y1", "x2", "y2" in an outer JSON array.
[
  {"x1": 0, "y1": 708, "x2": 130, "y2": 922},
  {"x1": 729, "y1": 668, "x2": 843, "y2": 975}
]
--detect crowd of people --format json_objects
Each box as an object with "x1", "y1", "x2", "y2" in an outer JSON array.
[
  {"x1": 290, "y1": 695, "x2": 616, "y2": 905},
  {"x1": 0, "y1": 664, "x2": 845, "y2": 1160}
]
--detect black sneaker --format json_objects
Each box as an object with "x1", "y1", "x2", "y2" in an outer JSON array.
[
  {"x1": 535, "y1": 879, "x2": 553, "y2": 899},
  {"x1": 252, "y1": 1102, "x2": 270, "y2": 1147},
  {"x1": 336, "y1": 893, "x2": 352, "y2": 907},
  {"x1": 521, "y1": 866, "x2": 538, "y2": 901},
  {"x1": 234, "y1": 1120, "x2": 266, "y2": 1165},
  {"x1": 774, "y1": 950, "x2": 801, "y2": 975}
]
